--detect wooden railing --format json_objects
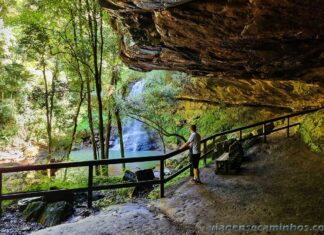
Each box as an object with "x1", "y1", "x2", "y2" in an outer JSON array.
[{"x1": 0, "y1": 107, "x2": 322, "y2": 213}]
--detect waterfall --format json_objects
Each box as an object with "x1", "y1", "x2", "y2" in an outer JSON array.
[{"x1": 112, "y1": 80, "x2": 154, "y2": 152}]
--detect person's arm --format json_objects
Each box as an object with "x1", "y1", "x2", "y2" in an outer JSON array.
[
  {"x1": 177, "y1": 133, "x2": 193, "y2": 150},
  {"x1": 177, "y1": 141, "x2": 190, "y2": 151}
]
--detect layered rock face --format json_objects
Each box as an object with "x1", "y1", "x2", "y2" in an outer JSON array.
[
  {"x1": 179, "y1": 77, "x2": 324, "y2": 111},
  {"x1": 101, "y1": 0, "x2": 324, "y2": 81}
]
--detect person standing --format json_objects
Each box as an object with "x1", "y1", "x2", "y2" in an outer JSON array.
[{"x1": 178, "y1": 125, "x2": 202, "y2": 184}]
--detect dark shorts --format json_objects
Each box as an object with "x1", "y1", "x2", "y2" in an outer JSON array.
[{"x1": 190, "y1": 153, "x2": 201, "y2": 169}]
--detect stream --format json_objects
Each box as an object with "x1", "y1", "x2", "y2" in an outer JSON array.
[{"x1": 69, "y1": 149, "x2": 163, "y2": 175}]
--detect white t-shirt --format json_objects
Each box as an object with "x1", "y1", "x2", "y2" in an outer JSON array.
[{"x1": 188, "y1": 132, "x2": 201, "y2": 154}]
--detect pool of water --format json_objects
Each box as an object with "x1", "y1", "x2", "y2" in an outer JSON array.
[{"x1": 69, "y1": 149, "x2": 163, "y2": 175}]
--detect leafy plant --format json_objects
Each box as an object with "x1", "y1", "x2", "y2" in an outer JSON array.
[{"x1": 300, "y1": 110, "x2": 324, "y2": 154}]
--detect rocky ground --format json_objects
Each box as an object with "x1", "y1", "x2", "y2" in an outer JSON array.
[{"x1": 28, "y1": 133, "x2": 324, "y2": 235}]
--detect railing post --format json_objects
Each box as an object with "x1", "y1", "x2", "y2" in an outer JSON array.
[
  {"x1": 160, "y1": 158, "x2": 164, "y2": 198},
  {"x1": 0, "y1": 172, "x2": 2, "y2": 215},
  {"x1": 88, "y1": 165, "x2": 93, "y2": 208},
  {"x1": 203, "y1": 141, "x2": 207, "y2": 166},
  {"x1": 189, "y1": 149, "x2": 194, "y2": 177},
  {"x1": 287, "y1": 117, "x2": 290, "y2": 138},
  {"x1": 239, "y1": 130, "x2": 242, "y2": 142},
  {"x1": 263, "y1": 123, "x2": 267, "y2": 143}
]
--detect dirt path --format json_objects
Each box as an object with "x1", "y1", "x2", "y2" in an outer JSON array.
[{"x1": 31, "y1": 136, "x2": 324, "y2": 235}]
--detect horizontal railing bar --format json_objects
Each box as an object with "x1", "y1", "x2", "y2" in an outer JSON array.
[
  {"x1": 272, "y1": 123, "x2": 300, "y2": 133},
  {"x1": 92, "y1": 180, "x2": 161, "y2": 191},
  {"x1": 201, "y1": 107, "x2": 322, "y2": 142},
  {"x1": 0, "y1": 156, "x2": 162, "y2": 173},
  {"x1": 0, "y1": 188, "x2": 89, "y2": 201},
  {"x1": 200, "y1": 148, "x2": 216, "y2": 159},
  {"x1": 164, "y1": 163, "x2": 191, "y2": 183},
  {"x1": 241, "y1": 133, "x2": 263, "y2": 141},
  {"x1": 0, "y1": 180, "x2": 162, "y2": 200}
]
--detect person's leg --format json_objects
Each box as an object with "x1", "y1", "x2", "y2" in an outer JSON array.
[
  {"x1": 189, "y1": 154, "x2": 195, "y2": 181},
  {"x1": 197, "y1": 168, "x2": 200, "y2": 182},
  {"x1": 197, "y1": 154, "x2": 202, "y2": 182},
  {"x1": 193, "y1": 154, "x2": 201, "y2": 182},
  {"x1": 194, "y1": 168, "x2": 199, "y2": 180}
]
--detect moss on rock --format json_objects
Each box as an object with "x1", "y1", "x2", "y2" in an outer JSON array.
[{"x1": 299, "y1": 110, "x2": 324, "y2": 154}]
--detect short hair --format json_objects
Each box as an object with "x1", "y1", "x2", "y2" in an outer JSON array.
[{"x1": 190, "y1": 125, "x2": 197, "y2": 131}]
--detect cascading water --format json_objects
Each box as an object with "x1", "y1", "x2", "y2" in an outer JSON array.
[{"x1": 112, "y1": 80, "x2": 155, "y2": 152}]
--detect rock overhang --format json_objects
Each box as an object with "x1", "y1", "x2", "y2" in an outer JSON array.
[{"x1": 101, "y1": 0, "x2": 324, "y2": 81}]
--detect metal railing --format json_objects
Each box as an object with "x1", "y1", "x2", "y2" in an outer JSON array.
[{"x1": 0, "y1": 107, "x2": 322, "y2": 213}]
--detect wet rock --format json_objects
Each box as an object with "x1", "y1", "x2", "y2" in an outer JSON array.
[
  {"x1": 23, "y1": 145, "x2": 39, "y2": 158},
  {"x1": 132, "y1": 169, "x2": 156, "y2": 197},
  {"x1": 123, "y1": 170, "x2": 137, "y2": 183},
  {"x1": 77, "y1": 209, "x2": 92, "y2": 217},
  {"x1": 23, "y1": 201, "x2": 46, "y2": 221},
  {"x1": 43, "y1": 187, "x2": 74, "y2": 204},
  {"x1": 135, "y1": 169, "x2": 155, "y2": 181},
  {"x1": 0, "y1": 150, "x2": 24, "y2": 162},
  {"x1": 0, "y1": 209, "x2": 44, "y2": 235},
  {"x1": 39, "y1": 201, "x2": 74, "y2": 227},
  {"x1": 92, "y1": 192, "x2": 105, "y2": 201},
  {"x1": 18, "y1": 197, "x2": 43, "y2": 211},
  {"x1": 31, "y1": 203, "x2": 192, "y2": 235}
]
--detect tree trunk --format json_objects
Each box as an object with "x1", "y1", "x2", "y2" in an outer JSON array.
[
  {"x1": 86, "y1": 73, "x2": 99, "y2": 175},
  {"x1": 42, "y1": 61, "x2": 52, "y2": 164},
  {"x1": 159, "y1": 132, "x2": 166, "y2": 154},
  {"x1": 65, "y1": 93, "x2": 84, "y2": 160},
  {"x1": 115, "y1": 109, "x2": 125, "y2": 173},
  {"x1": 85, "y1": 0, "x2": 105, "y2": 162},
  {"x1": 103, "y1": 108, "x2": 112, "y2": 176}
]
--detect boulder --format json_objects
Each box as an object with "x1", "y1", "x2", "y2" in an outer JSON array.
[
  {"x1": 23, "y1": 145, "x2": 39, "y2": 158},
  {"x1": 43, "y1": 187, "x2": 74, "y2": 204},
  {"x1": 124, "y1": 169, "x2": 156, "y2": 197},
  {"x1": 39, "y1": 201, "x2": 73, "y2": 227},
  {"x1": 122, "y1": 170, "x2": 137, "y2": 183},
  {"x1": 22, "y1": 201, "x2": 46, "y2": 221},
  {"x1": 135, "y1": 169, "x2": 155, "y2": 182},
  {"x1": 18, "y1": 197, "x2": 43, "y2": 211}
]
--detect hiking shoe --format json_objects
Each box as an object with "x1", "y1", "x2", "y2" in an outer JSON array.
[
  {"x1": 190, "y1": 178, "x2": 197, "y2": 184},
  {"x1": 190, "y1": 179, "x2": 202, "y2": 184}
]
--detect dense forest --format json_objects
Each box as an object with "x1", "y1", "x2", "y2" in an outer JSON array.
[
  {"x1": 0, "y1": 0, "x2": 185, "y2": 168},
  {"x1": 0, "y1": 0, "x2": 286, "y2": 170}
]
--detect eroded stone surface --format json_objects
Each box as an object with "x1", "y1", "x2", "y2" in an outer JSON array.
[
  {"x1": 178, "y1": 76, "x2": 324, "y2": 110},
  {"x1": 101, "y1": 0, "x2": 324, "y2": 81},
  {"x1": 31, "y1": 203, "x2": 194, "y2": 235}
]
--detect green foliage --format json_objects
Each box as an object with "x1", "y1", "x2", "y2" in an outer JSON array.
[
  {"x1": 175, "y1": 106, "x2": 276, "y2": 143},
  {"x1": 0, "y1": 101, "x2": 18, "y2": 146},
  {"x1": 300, "y1": 110, "x2": 324, "y2": 154}
]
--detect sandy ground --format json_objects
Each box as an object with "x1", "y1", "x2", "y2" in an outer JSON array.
[{"x1": 31, "y1": 134, "x2": 324, "y2": 235}]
